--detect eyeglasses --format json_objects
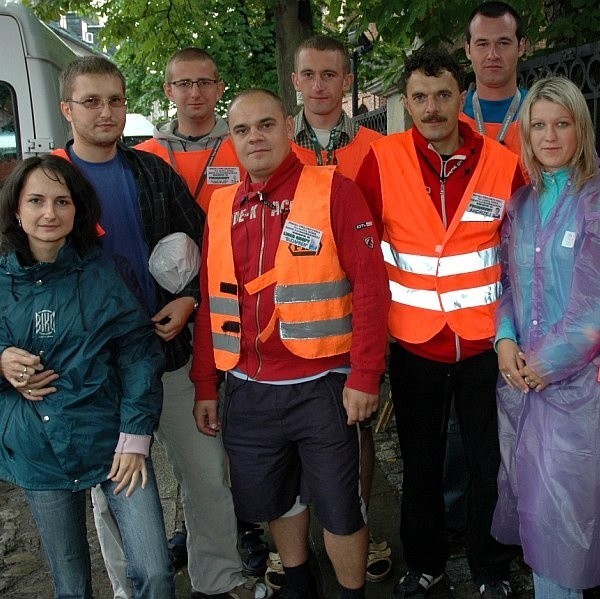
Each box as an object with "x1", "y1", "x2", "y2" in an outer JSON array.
[
  {"x1": 168, "y1": 79, "x2": 219, "y2": 90},
  {"x1": 66, "y1": 96, "x2": 128, "y2": 110}
]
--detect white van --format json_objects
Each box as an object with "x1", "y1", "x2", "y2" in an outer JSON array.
[{"x1": 0, "y1": 1, "x2": 76, "y2": 183}]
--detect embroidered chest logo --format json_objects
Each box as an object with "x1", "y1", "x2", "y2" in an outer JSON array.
[{"x1": 35, "y1": 310, "x2": 56, "y2": 337}]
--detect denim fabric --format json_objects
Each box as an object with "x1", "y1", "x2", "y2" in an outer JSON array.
[
  {"x1": 25, "y1": 461, "x2": 174, "y2": 599},
  {"x1": 533, "y1": 572, "x2": 583, "y2": 599},
  {"x1": 93, "y1": 358, "x2": 245, "y2": 596}
]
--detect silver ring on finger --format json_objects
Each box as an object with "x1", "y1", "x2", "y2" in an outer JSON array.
[
  {"x1": 27, "y1": 389, "x2": 32, "y2": 394},
  {"x1": 18, "y1": 372, "x2": 24, "y2": 380},
  {"x1": 505, "y1": 373, "x2": 512, "y2": 379},
  {"x1": 23, "y1": 366, "x2": 28, "y2": 374}
]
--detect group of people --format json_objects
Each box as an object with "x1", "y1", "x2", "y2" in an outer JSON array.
[{"x1": 0, "y1": 2, "x2": 598, "y2": 599}]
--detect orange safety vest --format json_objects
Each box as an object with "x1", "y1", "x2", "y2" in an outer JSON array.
[
  {"x1": 371, "y1": 132, "x2": 518, "y2": 344},
  {"x1": 207, "y1": 165, "x2": 352, "y2": 370},
  {"x1": 291, "y1": 126, "x2": 382, "y2": 181},
  {"x1": 459, "y1": 113, "x2": 521, "y2": 156},
  {"x1": 135, "y1": 137, "x2": 241, "y2": 213}
]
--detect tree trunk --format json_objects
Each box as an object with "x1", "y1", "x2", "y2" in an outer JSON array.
[{"x1": 274, "y1": 0, "x2": 313, "y2": 115}]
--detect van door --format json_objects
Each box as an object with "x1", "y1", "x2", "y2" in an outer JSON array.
[{"x1": 0, "y1": 12, "x2": 32, "y2": 183}]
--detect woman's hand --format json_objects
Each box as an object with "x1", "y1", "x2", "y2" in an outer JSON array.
[
  {"x1": 1, "y1": 347, "x2": 58, "y2": 400},
  {"x1": 497, "y1": 339, "x2": 530, "y2": 393},
  {"x1": 108, "y1": 453, "x2": 147, "y2": 497},
  {"x1": 518, "y1": 355, "x2": 549, "y2": 392}
]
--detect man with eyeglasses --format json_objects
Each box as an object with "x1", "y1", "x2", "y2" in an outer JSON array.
[
  {"x1": 49, "y1": 56, "x2": 264, "y2": 599},
  {"x1": 136, "y1": 47, "x2": 242, "y2": 214}
]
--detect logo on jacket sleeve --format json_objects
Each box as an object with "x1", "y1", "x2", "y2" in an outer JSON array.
[{"x1": 35, "y1": 310, "x2": 55, "y2": 337}]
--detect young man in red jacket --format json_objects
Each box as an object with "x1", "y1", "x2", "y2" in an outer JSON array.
[
  {"x1": 356, "y1": 47, "x2": 525, "y2": 599},
  {"x1": 191, "y1": 88, "x2": 390, "y2": 599}
]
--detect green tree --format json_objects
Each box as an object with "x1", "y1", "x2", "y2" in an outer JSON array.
[
  {"x1": 27, "y1": 0, "x2": 309, "y2": 115},
  {"x1": 334, "y1": 0, "x2": 600, "y2": 92}
]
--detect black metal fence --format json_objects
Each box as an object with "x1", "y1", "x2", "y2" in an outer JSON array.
[
  {"x1": 353, "y1": 105, "x2": 387, "y2": 134},
  {"x1": 518, "y1": 41, "x2": 600, "y2": 152},
  {"x1": 355, "y1": 40, "x2": 600, "y2": 151}
]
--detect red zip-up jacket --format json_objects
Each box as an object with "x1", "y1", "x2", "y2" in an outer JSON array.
[
  {"x1": 191, "y1": 151, "x2": 390, "y2": 400},
  {"x1": 355, "y1": 122, "x2": 525, "y2": 363}
]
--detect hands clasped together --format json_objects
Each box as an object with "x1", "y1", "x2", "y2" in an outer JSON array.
[
  {"x1": 0, "y1": 346, "x2": 58, "y2": 401},
  {"x1": 497, "y1": 339, "x2": 548, "y2": 393}
]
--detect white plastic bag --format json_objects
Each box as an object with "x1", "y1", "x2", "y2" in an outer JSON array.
[{"x1": 148, "y1": 232, "x2": 200, "y2": 294}]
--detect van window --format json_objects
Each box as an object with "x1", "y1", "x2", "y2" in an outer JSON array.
[{"x1": 0, "y1": 82, "x2": 19, "y2": 184}]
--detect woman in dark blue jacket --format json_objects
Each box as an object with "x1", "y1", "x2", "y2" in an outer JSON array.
[{"x1": 0, "y1": 156, "x2": 174, "y2": 598}]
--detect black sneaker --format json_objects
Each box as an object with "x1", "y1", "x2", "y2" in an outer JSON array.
[
  {"x1": 392, "y1": 571, "x2": 444, "y2": 598},
  {"x1": 479, "y1": 580, "x2": 512, "y2": 598},
  {"x1": 238, "y1": 522, "x2": 269, "y2": 576},
  {"x1": 167, "y1": 521, "x2": 187, "y2": 571}
]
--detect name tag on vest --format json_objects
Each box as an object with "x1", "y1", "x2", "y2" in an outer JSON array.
[
  {"x1": 462, "y1": 193, "x2": 505, "y2": 222},
  {"x1": 206, "y1": 166, "x2": 240, "y2": 185},
  {"x1": 281, "y1": 220, "x2": 323, "y2": 252}
]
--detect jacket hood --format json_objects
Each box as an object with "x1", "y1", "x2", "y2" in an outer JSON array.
[{"x1": 153, "y1": 115, "x2": 230, "y2": 148}]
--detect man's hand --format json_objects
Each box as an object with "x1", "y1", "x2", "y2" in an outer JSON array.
[
  {"x1": 342, "y1": 386, "x2": 379, "y2": 425},
  {"x1": 497, "y1": 339, "x2": 529, "y2": 393},
  {"x1": 151, "y1": 297, "x2": 196, "y2": 342},
  {"x1": 193, "y1": 400, "x2": 221, "y2": 436},
  {"x1": 108, "y1": 453, "x2": 147, "y2": 497}
]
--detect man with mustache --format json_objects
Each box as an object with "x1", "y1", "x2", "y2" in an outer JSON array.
[{"x1": 356, "y1": 47, "x2": 524, "y2": 599}]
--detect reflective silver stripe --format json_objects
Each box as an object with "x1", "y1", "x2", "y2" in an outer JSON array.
[
  {"x1": 212, "y1": 332, "x2": 240, "y2": 353},
  {"x1": 389, "y1": 281, "x2": 443, "y2": 311},
  {"x1": 279, "y1": 315, "x2": 352, "y2": 340},
  {"x1": 389, "y1": 281, "x2": 500, "y2": 312},
  {"x1": 381, "y1": 241, "x2": 499, "y2": 277},
  {"x1": 440, "y1": 282, "x2": 501, "y2": 311},
  {"x1": 209, "y1": 296, "x2": 239, "y2": 317},
  {"x1": 437, "y1": 247, "x2": 499, "y2": 276},
  {"x1": 275, "y1": 279, "x2": 351, "y2": 304}
]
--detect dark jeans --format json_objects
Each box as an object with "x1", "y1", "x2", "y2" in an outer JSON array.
[{"x1": 389, "y1": 344, "x2": 514, "y2": 584}]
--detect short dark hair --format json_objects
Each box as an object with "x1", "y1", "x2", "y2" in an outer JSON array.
[
  {"x1": 465, "y1": 1, "x2": 525, "y2": 44},
  {"x1": 401, "y1": 47, "x2": 465, "y2": 93},
  {"x1": 165, "y1": 47, "x2": 219, "y2": 83},
  {"x1": 60, "y1": 56, "x2": 126, "y2": 101},
  {"x1": 0, "y1": 156, "x2": 102, "y2": 264},
  {"x1": 294, "y1": 35, "x2": 351, "y2": 74},
  {"x1": 228, "y1": 88, "x2": 288, "y2": 120}
]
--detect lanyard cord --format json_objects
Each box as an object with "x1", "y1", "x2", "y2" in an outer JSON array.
[
  {"x1": 303, "y1": 113, "x2": 342, "y2": 166},
  {"x1": 472, "y1": 89, "x2": 521, "y2": 144},
  {"x1": 166, "y1": 137, "x2": 223, "y2": 201}
]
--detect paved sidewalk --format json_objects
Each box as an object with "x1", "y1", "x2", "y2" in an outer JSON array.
[{"x1": 1, "y1": 424, "x2": 597, "y2": 598}]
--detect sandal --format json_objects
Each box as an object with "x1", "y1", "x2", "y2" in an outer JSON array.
[
  {"x1": 366, "y1": 539, "x2": 392, "y2": 583},
  {"x1": 265, "y1": 551, "x2": 286, "y2": 591}
]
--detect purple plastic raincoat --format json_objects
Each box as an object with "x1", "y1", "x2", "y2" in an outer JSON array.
[{"x1": 492, "y1": 172, "x2": 600, "y2": 589}]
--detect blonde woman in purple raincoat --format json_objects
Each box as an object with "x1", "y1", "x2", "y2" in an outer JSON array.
[{"x1": 492, "y1": 76, "x2": 600, "y2": 599}]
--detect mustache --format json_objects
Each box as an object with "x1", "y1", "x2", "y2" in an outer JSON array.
[{"x1": 421, "y1": 114, "x2": 447, "y2": 123}]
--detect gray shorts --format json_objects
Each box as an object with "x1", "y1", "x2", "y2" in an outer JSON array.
[{"x1": 222, "y1": 372, "x2": 366, "y2": 535}]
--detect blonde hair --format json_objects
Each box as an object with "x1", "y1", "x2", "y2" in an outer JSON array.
[{"x1": 520, "y1": 76, "x2": 597, "y2": 191}]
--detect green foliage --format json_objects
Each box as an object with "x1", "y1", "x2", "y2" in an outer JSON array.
[
  {"x1": 26, "y1": 0, "x2": 600, "y2": 110},
  {"x1": 27, "y1": 0, "x2": 279, "y2": 116}
]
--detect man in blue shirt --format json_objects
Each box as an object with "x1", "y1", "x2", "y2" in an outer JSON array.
[{"x1": 462, "y1": 1, "x2": 527, "y2": 154}]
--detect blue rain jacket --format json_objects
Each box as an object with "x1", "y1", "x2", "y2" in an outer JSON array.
[{"x1": 0, "y1": 244, "x2": 164, "y2": 491}]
